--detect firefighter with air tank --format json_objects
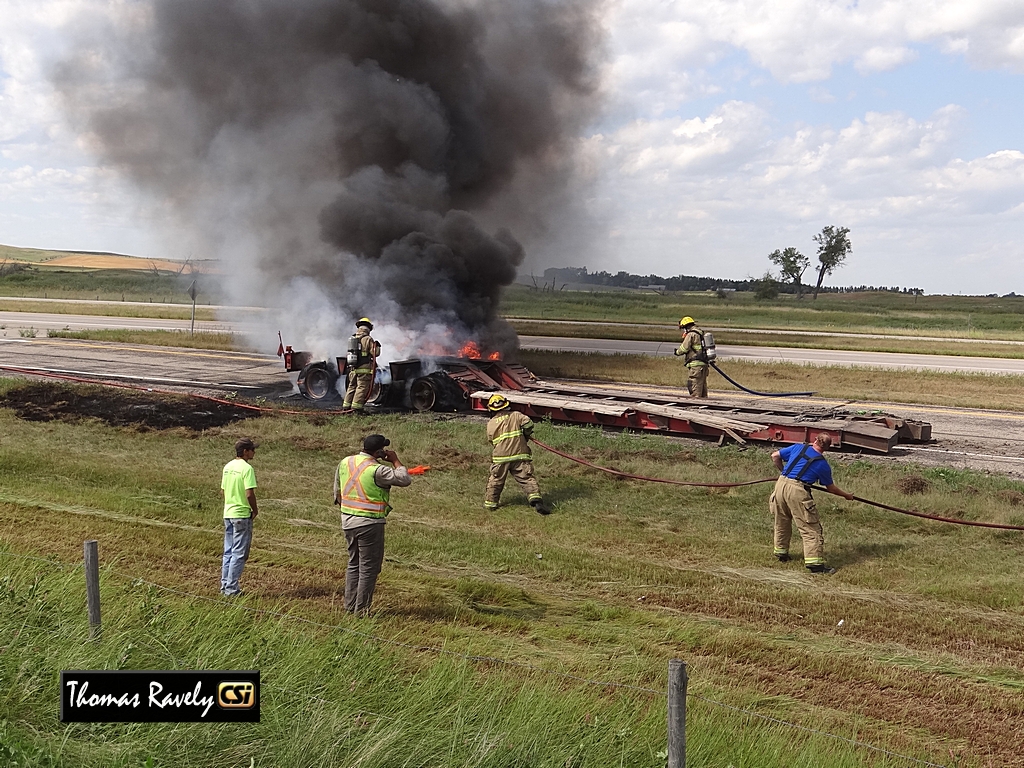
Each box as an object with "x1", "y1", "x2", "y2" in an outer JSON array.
[
  {"x1": 674, "y1": 316, "x2": 714, "y2": 398},
  {"x1": 483, "y1": 393, "x2": 551, "y2": 515},
  {"x1": 343, "y1": 317, "x2": 381, "y2": 411}
]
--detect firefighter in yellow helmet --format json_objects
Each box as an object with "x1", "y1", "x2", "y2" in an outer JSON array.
[
  {"x1": 674, "y1": 316, "x2": 709, "y2": 398},
  {"x1": 343, "y1": 318, "x2": 381, "y2": 411},
  {"x1": 483, "y1": 393, "x2": 550, "y2": 515}
]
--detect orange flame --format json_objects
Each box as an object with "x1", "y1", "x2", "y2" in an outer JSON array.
[
  {"x1": 458, "y1": 340, "x2": 482, "y2": 359},
  {"x1": 453, "y1": 340, "x2": 502, "y2": 360}
]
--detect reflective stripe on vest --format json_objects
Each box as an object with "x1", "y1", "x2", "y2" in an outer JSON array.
[
  {"x1": 337, "y1": 456, "x2": 390, "y2": 518},
  {"x1": 490, "y1": 414, "x2": 532, "y2": 463},
  {"x1": 493, "y1": 453, "x2": 532, "y2": 464},
  {"x1": 491, "y1": 428, "x2": 523, "y2": 445}
]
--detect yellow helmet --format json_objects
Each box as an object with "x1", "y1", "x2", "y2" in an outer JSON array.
[
  {"x1": 679, "y1": 316, "x2": 695, "y2": 328},
  {"x1": 487, "y1": 393, "x2": 511, "y2": 411},
  {"x1": 356, "y1": 317, "x2": 374, "y2": 330}
]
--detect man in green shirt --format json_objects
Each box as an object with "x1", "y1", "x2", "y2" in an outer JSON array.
[{"x1": 221, "y1": 437, "x2": 259, "y2": 596}]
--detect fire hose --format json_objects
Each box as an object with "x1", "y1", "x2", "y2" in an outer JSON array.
[
  {"x1": 3, "y1": 364, "x2": 1024, "y2": 531},
  {"x1": 531, "y1": 438, "x2": 1024, "y2": 532},
  {"x1": 709, "y1": 360, "x2": 814, "y2": 398}
]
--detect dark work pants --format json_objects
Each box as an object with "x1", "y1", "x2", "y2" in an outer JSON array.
[{"x1": 344, "y1": 523, "x2": 385, "y2": 615}]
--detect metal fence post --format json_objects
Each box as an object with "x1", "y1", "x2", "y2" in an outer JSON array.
[
  {"x1": 668, "y1": 658, "x2": 687, "y2": 768},
  {"x1": 84, "y1": 540, "x2": 101, "y2": 641}
]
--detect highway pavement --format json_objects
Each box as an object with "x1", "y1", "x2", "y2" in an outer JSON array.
[{"x1": 2, "y1": 310, "x2": 1024, "y2": 375}]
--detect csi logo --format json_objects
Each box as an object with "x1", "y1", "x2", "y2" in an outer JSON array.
[{"x1": 217, "y1": 682, "x2": 256, "y2": 709}]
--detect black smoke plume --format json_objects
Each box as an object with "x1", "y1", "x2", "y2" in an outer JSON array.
[{"x1": 56, "y1": 0, "x2": 604, "y2": 358}]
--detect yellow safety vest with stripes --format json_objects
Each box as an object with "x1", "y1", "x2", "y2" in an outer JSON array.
[
  {"x1": 336, "y1": 454, "x2": 391, "y2": 518},
  {"x1": 487, "y1": 410, "x2": 534, "y2": 464}
]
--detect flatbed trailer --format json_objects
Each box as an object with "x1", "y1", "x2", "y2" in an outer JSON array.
[{"x1": 282, "y1": 351, "x2": 930, "y2": 453}]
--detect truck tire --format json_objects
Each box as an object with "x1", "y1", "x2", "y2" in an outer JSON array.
[
  {"x1": 297, "y1": 362, "x2": 338, "y2": 401},
  {"x1": 409, "y1": 373, "x2": 466, "y2": 412}
]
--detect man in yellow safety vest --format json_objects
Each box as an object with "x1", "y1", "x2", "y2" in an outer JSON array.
[
  {"x1": 484, "y1": 393, "x2": 551, "y2": 515},
  {"x1": 334, "y1": 433, "x2": 411, "y2": 615}
]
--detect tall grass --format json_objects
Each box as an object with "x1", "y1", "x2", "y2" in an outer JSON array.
[
  {"x1": 44, "y1": 329, "x2": 237, "y2": 350},
  {"x1": 1, "y1": 378, "x2": 1022, "y2": 765}
]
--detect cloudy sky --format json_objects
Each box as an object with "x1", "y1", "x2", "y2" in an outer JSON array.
[{"x1": 2, "y1": 0, "x2": 1024, "y2": 295}]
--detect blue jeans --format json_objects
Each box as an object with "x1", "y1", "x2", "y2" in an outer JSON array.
[{"x1": 221, "y1": 517, "x2": 253, "y2": 595}]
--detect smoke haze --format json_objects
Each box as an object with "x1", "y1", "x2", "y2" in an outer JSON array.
[{"x1": 56, "y1": 0, "x2": 604, "y2": 360}]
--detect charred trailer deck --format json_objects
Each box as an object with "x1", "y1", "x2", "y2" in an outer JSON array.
[{"x1": 282, "y1": 351, "x2": 930, "y2": 453}]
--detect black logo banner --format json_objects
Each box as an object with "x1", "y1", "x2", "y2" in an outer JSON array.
[{"x1": 60, "y1": 670, "x2": 260, "y2": 723}]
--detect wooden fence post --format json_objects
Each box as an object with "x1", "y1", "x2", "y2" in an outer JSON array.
[
  {"x1": 667, "y1": 658, "x2": 688, "y2": 768},
  {"x1": 84, "y1": 540, "x2": 101, "y2": 641}
]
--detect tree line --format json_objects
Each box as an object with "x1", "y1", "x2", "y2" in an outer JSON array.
[{"x1": 540, "y1": 226, "x2": 924, "y2": 296}]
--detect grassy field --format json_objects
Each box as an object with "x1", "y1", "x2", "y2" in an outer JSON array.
[
  {"x1": 1, "y1": 378, "x2": 1023, "y2": 766},
  {"x1": 0, "y1": 298, "x2": 220, "y2": 321},
  {"x1": 504, "y1": 285, "x2": 1024, "y2": 339},
  {"x1": 0, "y1": 265, "x2": 220, "y2": 305},
  {"x1": 44, "y1": 329, "x2": 238, "y2": 350}
]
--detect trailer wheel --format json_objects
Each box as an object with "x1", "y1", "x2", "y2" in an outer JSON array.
[
  {"x1": 297, "y1": 362, "x2": 338, "y2": 401},
  {"x1": 409, "y1": 373, "x2": 468, "y2": 412},
  {"x1": 409, "y1": 376, "x2": 438, "y2": 411}
]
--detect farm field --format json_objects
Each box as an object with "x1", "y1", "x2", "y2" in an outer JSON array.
[
  {"x1": 502, "y1": 285, "x2": 1024, "y2": 340},
  {"x1": 0, "y1": 263, "x2": 219, "y2": 304},
  {"x1": 0, "y1": 242, "x2": 211, "y2": 274},
  {"x1": 1, "y1": 379, "x2": 1023, "y2": 766}
]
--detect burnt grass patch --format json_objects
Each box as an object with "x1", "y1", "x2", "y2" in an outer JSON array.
[
  {"x1": 0, "y1": 381, "x2": 257, "y2": 431},
  {"x1": 895, "y1": 474, "x2": 929, "y2": 495}
]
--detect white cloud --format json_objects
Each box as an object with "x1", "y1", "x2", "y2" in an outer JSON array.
[
  {"x1": 609, "y1": 0, "x2": 1024, "y2": 90},
  {"x1": 590, "y1": 101, "x2": 1024, "y2": 292},
  {"x1": 855, "y1": 45, "x2": 919, "y2": 74}
]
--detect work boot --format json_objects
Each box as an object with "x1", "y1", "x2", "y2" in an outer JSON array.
[
  {"x1": 774, "y1": 553, "x2": 792, "y2": 563},
  {"x1": 806, "y1": 564, "x2": 836, "y2": 574},
  {"x1": 530, "y1": 498, "x2": 552, "y2": 516}
]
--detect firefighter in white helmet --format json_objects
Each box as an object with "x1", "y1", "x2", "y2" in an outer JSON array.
[
  {"x1": 343, "y1": 318, "x2": 381, "y2": 411},
  {"x1": 483, "y1": 393, "x2": 550, "y2": 515},
  {"x1": 674, "y1": 316, "x2": 709, "y2": 398}
]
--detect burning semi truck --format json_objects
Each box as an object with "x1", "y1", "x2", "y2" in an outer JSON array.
[
  {"x1": 279, "y1": 339, "x2": 932, "y2": 455},
  {"x1": 281, "y1": 342, "x2": 533, "y2": 412}
]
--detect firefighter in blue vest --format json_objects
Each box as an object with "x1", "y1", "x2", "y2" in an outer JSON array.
[
  {"x1": 334, "y1": 434, "x2": 411, "y2": 615},
  {"x1": 343, "y1": 318, "x2": 381, "y2": 411},
  {"x1": 770, "y1": 433, "x2": 854, "y2": 574}
]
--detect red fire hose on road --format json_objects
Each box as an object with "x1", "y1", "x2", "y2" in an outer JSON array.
[{"x1": 531, "y1": 438, "x2": 1024, "y2": 532}]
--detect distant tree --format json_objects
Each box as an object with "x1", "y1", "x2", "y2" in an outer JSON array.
[
  {"x1": 812, "y1": 225, "x2": 852, "y2": 299},
  {"x1": 754, "y1": 271, "x2": 779, "y2": 300},
  {"x1": 767, "y1": 247, "x2": 810, "y2": 299}
]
